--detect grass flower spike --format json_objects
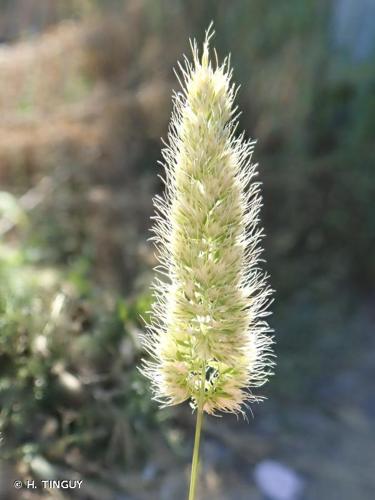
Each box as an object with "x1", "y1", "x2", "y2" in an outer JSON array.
[{"x1": 140, "y1": 24, "x2": 275, "y2": 499}]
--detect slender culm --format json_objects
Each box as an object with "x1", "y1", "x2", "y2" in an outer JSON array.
[{"x1": 140, "y1": 24, "x2": 275, "y2": 498}]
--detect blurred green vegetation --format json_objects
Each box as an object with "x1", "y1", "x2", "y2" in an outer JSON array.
[
  {"x1": 0, "y1": 192, "x2": 158, "y2": 470},
  {"x1": 0, "y1": 0, "x2": 374, "y2": 494}
]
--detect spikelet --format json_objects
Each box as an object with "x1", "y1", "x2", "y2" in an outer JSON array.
[{"x1": 140, "y1": 26, "x2": 275, "y2": 417}]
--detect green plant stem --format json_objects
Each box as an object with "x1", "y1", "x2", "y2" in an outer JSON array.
[{"x1": 188, "y1": 365, "x2": 206, "y2": 500}]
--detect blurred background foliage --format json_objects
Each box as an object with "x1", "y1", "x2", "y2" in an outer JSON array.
[{"x1": 0, "y1": 1, "x2": 374, "y2": 499}]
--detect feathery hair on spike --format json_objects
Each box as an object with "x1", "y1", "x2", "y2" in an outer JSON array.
[{"x1": 140, "y1": 26, "x2": 275, "y2": 418}]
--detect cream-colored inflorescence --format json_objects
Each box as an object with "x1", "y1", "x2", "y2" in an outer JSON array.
[{"x1": 141, "y1": 28, "x2": 275, "y2": 416}]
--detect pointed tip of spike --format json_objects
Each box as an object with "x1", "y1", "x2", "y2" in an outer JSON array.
[
  {"x1": 202, "y1": 21, "x2": 215, "y2": 67},
  {"x1": 205, "y1": 21, "x2": 215, "y2": 43}
]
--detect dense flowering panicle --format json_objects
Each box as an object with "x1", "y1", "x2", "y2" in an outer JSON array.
[{"x1": 141, "y1": 27, "x2": 275, "y2": 417}]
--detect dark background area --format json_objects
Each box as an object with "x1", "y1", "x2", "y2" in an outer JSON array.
[{"x1": 0, "y1": 1, "x2": 374, "y2": 499}]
